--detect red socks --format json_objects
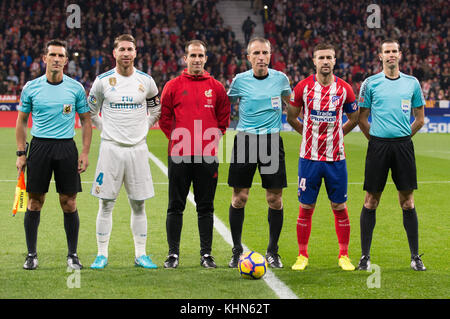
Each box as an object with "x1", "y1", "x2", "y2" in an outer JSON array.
[
  {"x1": 296, "y1": 206, "x2": 351, "y2": 258},
  {"x1": 296, "y1": 206, "x2": 314, "y2": 257},
  {"x1": 333, "y1": 207, "x2": 350, "y2": 258}
]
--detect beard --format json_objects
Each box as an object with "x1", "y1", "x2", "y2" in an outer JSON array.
[{"x1": 319, "y1": 67, "x2": 332, "y2": 76}]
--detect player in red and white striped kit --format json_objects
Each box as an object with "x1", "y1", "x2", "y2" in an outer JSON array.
[{"x1": 287, "y1": 43, "x2": 359, "y2": 271}]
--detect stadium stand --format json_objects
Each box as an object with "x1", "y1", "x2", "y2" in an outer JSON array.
[{"x1": 0, "y1": 0, "x2": 448, "y2": 105}]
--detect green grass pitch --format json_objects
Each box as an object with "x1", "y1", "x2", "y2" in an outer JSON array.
[{"x1": 0, "y1": 127, "x2": 448, "y2": 299}]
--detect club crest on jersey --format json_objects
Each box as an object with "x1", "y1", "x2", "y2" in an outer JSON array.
[
  {"x1": 331, "y1": 95, "x2": 341, "y2": 107},
  {"x1": 109, "y1": 77, "x2": 117, "y2": 87},
  {"x1": 204, "y1": 89, "x2": 212, "y2": 97},
  {"x1": 62, "y1": 104, "x2": 73, "y2": 114},
  {"x1": 138, "y1": 84, "x2": 145, "y2": 92}
]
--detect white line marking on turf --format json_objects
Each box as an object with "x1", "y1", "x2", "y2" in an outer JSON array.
[{"x1": 147, "y1": 151, "x2": 299, "y2": 300}]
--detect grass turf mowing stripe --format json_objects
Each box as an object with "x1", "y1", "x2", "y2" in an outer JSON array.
[{"x1": 147, "y1": 151, "x2": 299, "y2": 299}]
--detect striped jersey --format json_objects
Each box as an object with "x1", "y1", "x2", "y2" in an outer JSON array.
[{"x1": 290, "y1": 74, "x2": 357, "y2": 161}]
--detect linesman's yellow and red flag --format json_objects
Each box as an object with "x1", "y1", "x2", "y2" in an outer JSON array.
[{"x1": 12, "y1": 170, "x2": 27, "y2": 216}]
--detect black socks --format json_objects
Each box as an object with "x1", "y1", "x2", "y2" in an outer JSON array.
[
  {"x1": 267, "y1": 207, "x2": 283, "y2": 254},
  {"x1": 360, "y1": 206, "x2": 376, "y2": 256},
  {"x1": 25, "y1": 209, "x2": 80, "y2": 256},
  {"x1": 64, "y1": 210, "x2": 80, "y2": 256},
  {"x1": 229, "y1": 205, "x2": 284, "y2": 254},
  {"x1": 360, "y1": 206, "x2": 420, "y2": 258},
  {"x1": 403, "y1": 208, "x2": 419, "y2": 257},
  {"x1": 24, "y1": 209, "x2": 40, "y2": 255},
  {"x1": 229, "y1": 205, "x2": 245, "y2": 253}
]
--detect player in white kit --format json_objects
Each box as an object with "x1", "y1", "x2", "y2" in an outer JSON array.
[{"x1": 88, "y1": 34, "x2": 161, "y2": 269}]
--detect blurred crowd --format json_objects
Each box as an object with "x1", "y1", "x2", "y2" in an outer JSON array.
[
  {"x1": 0, "y1": 0, "x2": 448, "y2": 104},
  {"x1": 260, "y1": 0, "x2": 449, "y2": 102}
]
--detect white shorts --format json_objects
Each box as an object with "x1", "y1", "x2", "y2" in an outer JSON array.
[{"x1": 91, "y1": 140, "x2": 155, "y2": 200}]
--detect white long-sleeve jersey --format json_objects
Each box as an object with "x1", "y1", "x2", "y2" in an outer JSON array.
[{"x1": 88, "y1": 67, "x2": 160, "y2": 146}]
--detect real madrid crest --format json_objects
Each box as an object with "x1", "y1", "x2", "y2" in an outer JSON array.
[
  {"x1": 109, "y1": 77, "x2": 117, "y2": 87},
  {"x1": 138, "y1": 84, "x2": 145, "y2": 92}
]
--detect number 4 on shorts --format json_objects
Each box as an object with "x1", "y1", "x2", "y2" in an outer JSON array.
[
  {"x1": 96, "y1": 172, "x2": 104, "y2": 186},
  {"x1": 298, "y1": 177, "x2": 306, "y2": 191}
]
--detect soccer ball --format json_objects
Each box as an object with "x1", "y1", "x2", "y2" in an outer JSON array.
[{"x1": 238, "y1": 251, "x2": 267, "y2": 280}]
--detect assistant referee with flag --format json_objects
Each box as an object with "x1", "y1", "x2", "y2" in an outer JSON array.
[{"x1": 15, "y1": 39, "x2": 92, "y2": 270}]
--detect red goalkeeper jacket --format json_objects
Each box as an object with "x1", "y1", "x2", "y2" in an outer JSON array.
[{"x1": 159, "y1": 69, "x2": 230, "y2": 157}]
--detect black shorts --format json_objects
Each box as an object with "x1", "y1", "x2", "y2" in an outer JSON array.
[
  {"x1": 363, "y1": 135, "x2": 417, "y2": 193},
  {"x1": 228, "y1": 132, "x2": 287, "y2": 189},
  {"x1": 26, "y1": 137, "x2": 82, "y2": 194}
]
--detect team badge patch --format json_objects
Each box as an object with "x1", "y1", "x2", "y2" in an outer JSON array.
[
  {"x1": 331, "y1": 95, "x2": 341, "y2": 107},
  {"x1": 138, "y1": 84, "x2": 145, "y2": 92},
  {"x1": 63, "y1": 104, "x2": 73, "y2": 114},
  {"x1": 204, "y1": 89, "x2": 212, "y2": 97},
  {"x1": 109, "y1": 77, "x2": 117, "y2": 87}
]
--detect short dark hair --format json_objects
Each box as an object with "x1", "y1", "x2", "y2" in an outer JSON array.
[
  {"x1": 114, "y1": 34, "x2": 136, "y2": 48},
  {"x1": 184, "y1": 40, "x2": 207, "y2": 55},
  {"x1": 380, "y1": 38, "x2": 400, "y2": 52},
  {"x1": 246, "y1": 37, "x2": 271, "y2": 54},
  {"x1": 44, "y1": 39, "x2": 67, "y2": 56},
  {"x1": 313, "y1": 43, "x2": 335, "y2": 57}
]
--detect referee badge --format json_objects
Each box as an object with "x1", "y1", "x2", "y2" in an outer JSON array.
[
  {"x1": 62, "y1": 104, "x2": 73, "y2": 114},
  {"x1": 401, "y1": 99, "x2": 411, "y2": 114}
]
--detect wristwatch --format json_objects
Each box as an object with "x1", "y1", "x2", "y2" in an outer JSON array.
[{"x1": 16, "y1": 150, "x2": 27, "y2": 156}]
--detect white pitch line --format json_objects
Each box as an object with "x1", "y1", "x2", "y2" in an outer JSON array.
[{"x1": 147, "y1": 151, "x2": 299, "y2": 300}]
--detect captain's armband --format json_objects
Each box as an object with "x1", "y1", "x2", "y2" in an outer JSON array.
[{"x1": 146, "y1": 96, "x2": 160, "y2": 108}]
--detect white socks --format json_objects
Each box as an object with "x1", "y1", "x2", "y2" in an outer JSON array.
[
  {"x1": 129, "y1": 198, "x2": 147, "y2": 258},
  {"x1": 96, "y1": 198, "x2": 115, "y2": 258},
  {"x1": 96, "y1": 198, "x2": 148, "y2": 258}
]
